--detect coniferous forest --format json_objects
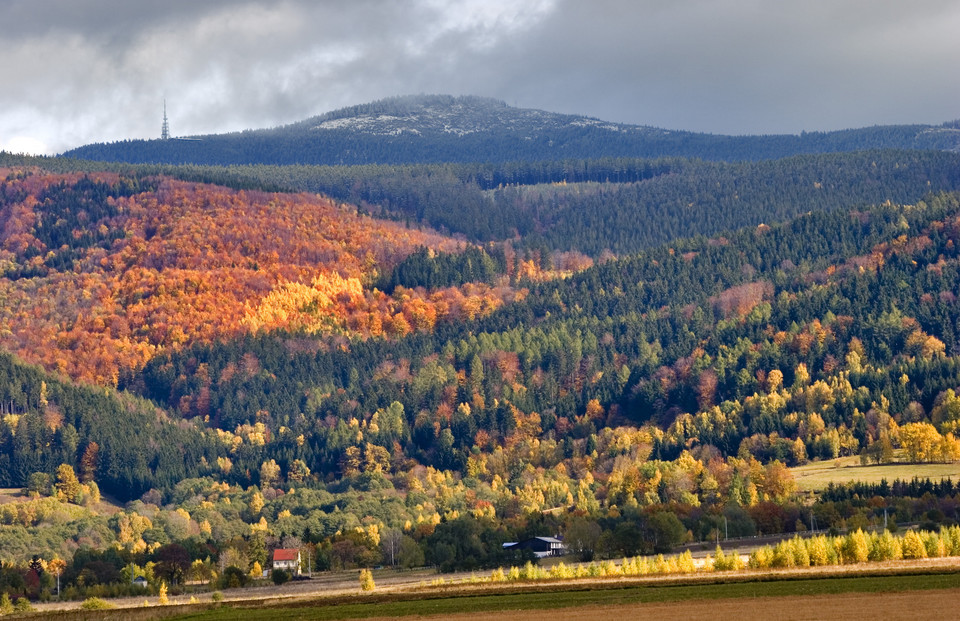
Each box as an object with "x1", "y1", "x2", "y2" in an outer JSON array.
[{"x1": 3, "y1": 98, "x2": 960, "y2": 602}]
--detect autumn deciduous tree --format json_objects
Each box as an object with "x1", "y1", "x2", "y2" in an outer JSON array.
[
  {"x1": 259, "y1": 460, "x2": 281, "y2": 488},
  {"x1": 287, "y1": 459, "x2": 311, "y2": 483},
  {"x1": 359, "y1": 568, "x2": 375, "y2": 592},
  {"x1": 155, "y1": 543, "x2": 191, "y2": 585},
  {"x1": 47, "y1": 557, "x2": 67, "y2": 595},
  {"x1": 248, "y1": 491, "x2": 265, "y2": 517},
  {"x1": 55, "y1": 464, "x2": 81, "y2": 503},
  {"x1": 80, "y1": 442, "x2": 99, "y2": 483},
  {"x1": 899, "y1": 422, "x2": 945, "y2": 463}
]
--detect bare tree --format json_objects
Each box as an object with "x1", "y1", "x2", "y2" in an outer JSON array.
[{"x1": 380, "y1": 527, "x2": 404, "y2": 567}]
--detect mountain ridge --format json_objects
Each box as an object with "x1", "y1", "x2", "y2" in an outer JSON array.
[
  {"x1": 293, "y1": 94, "x2": 662, "y2": 137},
  {"x1": 60, "y1": 94, "x2": 960, "y2": 166}
]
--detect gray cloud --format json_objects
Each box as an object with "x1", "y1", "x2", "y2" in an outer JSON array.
[{"x1": 1, "y1": 0, "x2": 958, "y2": 154}]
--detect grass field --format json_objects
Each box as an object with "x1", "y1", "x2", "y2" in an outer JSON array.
[
  {"x1": 790, "y1": 455, "x2": 960, "y2": 492},
  {"x1": 0, "y1": 486, "x2": 124, "y2": 515}
]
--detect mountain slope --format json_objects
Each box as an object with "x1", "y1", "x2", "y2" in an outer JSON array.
[
  {"x1": 136, "y1": 191, "x2": 960, "y2": 482},
  {"x1": 61, "y1": 94, "x2": 960, "y2": 166},
  {"x1": 6, "y1": 165, "x2": 960, "y2": 506}
]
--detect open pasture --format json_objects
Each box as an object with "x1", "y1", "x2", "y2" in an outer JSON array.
[{"x1": 790, "y1": 456, "x2": 960, "y2": 493}]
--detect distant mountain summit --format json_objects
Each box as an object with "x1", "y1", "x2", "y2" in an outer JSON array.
[
  {"x1": 296, "y1": 94, "x2": 652, "y2": 138},
  {"x1": 61, "y1": 94, "x2": 960, "y2": 166}
]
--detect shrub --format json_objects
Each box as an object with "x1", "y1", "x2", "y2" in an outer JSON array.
[
  {"x1": 714, "y1": 546, "x2": 739, "y2": 571},
  {"x1": 844, "y1": 530, "x2": 870, "y2": 564},
  {"x1": 789, "y1": 536, "x2": 810, "y2": 567},
  {"x1": 211, "y1": 591, "x2": 224, "y2": 603},
  {"x1": 771, "y1": 541, "x2": 795, "y2": 568},
  {"x1": 748, "y1": 545, "x2": 773, "y2": 569},
  {"x1": 218, "y1": 566, "x2": 249, "y2": 589},
  {"x1": 520, "y1": 561, "x2": 542, "y2": 580},
  {"x1": 702, "y1": 554, "x2": 714, "y2": 572},
  {"x1": 359, "y1": 569, "x2": 375, "y2": 592},
  {"x1": 550, "y1": 563, "x2": 573, "y2": 579},
  {"x1": 806, "y1": 535, "x2": 830, "y2": 566},
  {"x1": 621, "y1": 557, "x2": 642, "y2": 575},
  {"x1": 272, "y1": 569, "x2": 291, "y2": 586},
  {"x1": 598, "y1": 560, "x2": 618, "y2": 577},
  {"x1": 832, "y1": 535, "x2": 847, "y2": 564},
  {"x1": 676, "y1": 550, "x2": 696, "y2": 573},
  {"x1": 946, "y1": 526, "x2": 960, "y2": 555},
  {"x1": 869, "y1": 531, "x2": 902, "y2": 562},
  {"x1": 902, "y1": 530, "x2": 928, "y2": 560},
  {"x1": 80, "y1": 597, "x2": 114, "y2": 610},
  {"x1": 14, "y1": 598, "x2": 34, "y2": 613},
  {"x1": 924, "y1": 532, "x2": 947, "y2": 558}
]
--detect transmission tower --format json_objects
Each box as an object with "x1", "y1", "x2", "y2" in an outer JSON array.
[{"x1": 161, "y1": 99, "x2": 170, "y2": 140}]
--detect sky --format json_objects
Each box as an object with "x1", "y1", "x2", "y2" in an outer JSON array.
[{"x1": 1, "y1": 0, "x2": 959, "y2": 155}]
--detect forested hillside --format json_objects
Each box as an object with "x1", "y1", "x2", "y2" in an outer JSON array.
[
  {"x1": 0, "y1": 169, "x2": 513, "y2": 384},
  {"x1": 132, "y1": 191, "x2": 960, "y2": 488},
  {"x1": 7, "y1": 183, "x2": 960, "y2": 574},
  {"x1": 7, "y1": 154, "x2": 960, "y2": 594},
  {"x1": 6, "y1": 164, "x2": 960, "y2": 503},
  {"x1": 0, "y1": 350, "x2": 215, "y2": 499},
  {"x1": 61, "y1": 95, "x2": 960, "y2": 166}
]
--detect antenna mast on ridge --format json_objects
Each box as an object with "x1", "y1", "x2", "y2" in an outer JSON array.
[{"x1": 161, "y1": 99, "x2": 170, "y2": 140}]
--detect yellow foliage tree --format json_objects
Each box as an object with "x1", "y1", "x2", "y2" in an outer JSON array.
[
  {"x1": 55, "y1": 464, "x2": 81, "y2": 503},
  {"x1": 899, "y1": 422, "x2": 944, "y2": 463},
  {"x1": 359, "y1": 568, "x2": 375, "y2": 592},
  {"x1": 248, "y1": 491, "x2": 264, "y2": 517}
]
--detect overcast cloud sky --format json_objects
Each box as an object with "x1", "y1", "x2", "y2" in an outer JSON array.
[{"x1": 1, "y1": 0, "x2": 958, "y2": 155}]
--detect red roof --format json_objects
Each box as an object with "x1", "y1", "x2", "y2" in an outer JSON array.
[{"x1": 272, "y1": 549, "x2": 299, "y2": 562}]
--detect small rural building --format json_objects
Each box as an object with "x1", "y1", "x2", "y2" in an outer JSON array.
[
  {"x1": 502, "y1": 536, "x2": 565, "y2": 559},
  {"x1": 132, "y1": 576, "x2": 149, "y2": 588},
  {"x1": 271, "y1": 548, "x2": 301, "y2": 574}
]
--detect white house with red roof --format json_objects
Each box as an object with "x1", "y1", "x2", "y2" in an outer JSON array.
[{"x1": 271, "y1": 548, "x2": 301, "y2": 574}]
